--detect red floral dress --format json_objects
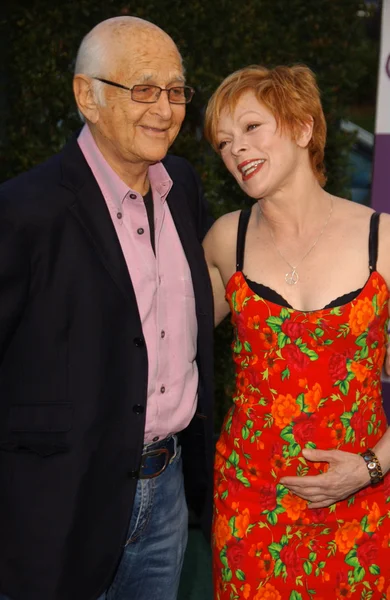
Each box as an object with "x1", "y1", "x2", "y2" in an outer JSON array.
[{"x1": 213, "y1": 213, "x2": 390, "y2": 600}]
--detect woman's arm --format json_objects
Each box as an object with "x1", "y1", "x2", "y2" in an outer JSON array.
[{"x1": 202, "y1": 213, "x2": 238, "y2": 327}]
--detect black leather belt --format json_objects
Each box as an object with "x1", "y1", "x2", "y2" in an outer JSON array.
[{"x1": 139, "y1": 435, "x2": 177, "y2": 479}]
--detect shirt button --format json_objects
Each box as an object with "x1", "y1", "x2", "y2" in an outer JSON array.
[
  {"x1": 137, "y1": 228, "x2": 144, "y2": 235},
  {"x1": 153, "y1": 436, "x2": 159, "y2": 442},
  {"x1": 117, "y1": 212, "x2": 122, "y2": 219},
  {"x1": 160, "y1": 385, "x2": 166, "y2": 394},
  {"x1": 133, "y1": 337, "x2": 145, "y2": 347},
  {"x1": 132, "y1": 404, "x2": 144, "y2": 414},
  {"x1": 160, "y1": 330, "x2": 165, "y2": 339},
  {"x1": 129, "y1": 193, "x2": 137, "y2": 200}
]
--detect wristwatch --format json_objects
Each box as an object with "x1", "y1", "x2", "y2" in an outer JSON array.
[{"x1": 360, "y1": 448, "x2": 384, "y2": 485}]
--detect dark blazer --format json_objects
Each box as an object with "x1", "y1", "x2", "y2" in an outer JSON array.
[{"x1": 0, "y1": 137, "x2": 214, "y2": 600}]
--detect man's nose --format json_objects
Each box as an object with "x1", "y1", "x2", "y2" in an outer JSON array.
[{"x1": 152, "y1": 90, "x2": 174, "y2": 118}]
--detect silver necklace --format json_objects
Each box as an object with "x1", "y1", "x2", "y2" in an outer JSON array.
[{"x1": 260, "y1": 198, "x2": 333, "y2": 285}]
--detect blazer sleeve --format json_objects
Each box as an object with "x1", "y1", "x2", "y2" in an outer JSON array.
[
  {"x1": 188, "y1": 162, "x2": 214, "y2": 241},
  {"x1": 0, "y1": 212, "x2": 30, "y2": 364},
  {"x1": 163, "y1": 154, "x2": 214, "y2": 241}
]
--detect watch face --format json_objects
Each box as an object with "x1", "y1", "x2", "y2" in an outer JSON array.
[{"x1": 367, "y1": 461, "x2": 377, "y2": 470}]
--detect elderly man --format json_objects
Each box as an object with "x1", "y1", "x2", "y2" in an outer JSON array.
[{"x1": 0, "y1": 16, "x2": 213, "y2": 600}]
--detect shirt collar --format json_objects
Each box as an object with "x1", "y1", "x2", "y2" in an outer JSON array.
[{"x1": 77, "y1": 124, "x2": 173, "y2": 208}]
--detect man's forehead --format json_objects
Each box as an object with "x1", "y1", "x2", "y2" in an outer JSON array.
[{"x1": 138, "y1": 71, "x2": 185, "y2": 83}]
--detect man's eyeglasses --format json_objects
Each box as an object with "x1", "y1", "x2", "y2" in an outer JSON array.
[{"x1": 93, "y1": 78, "x2": 195, "y2": 104}]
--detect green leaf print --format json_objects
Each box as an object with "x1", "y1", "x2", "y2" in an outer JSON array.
[
  {"x1": 359, "y1": 344, "x2": 369, "y2": 359},
  {"x1": 345, "y1": 550, "x2": 359, "y2": 567},
  {"x1": 281, "y1": 425, "x2": 295, "y2": 443},
  {"x1": 233, "y1": 339, "x2": 242, "y2": 354},
  {"x1": 278, "y1": 332, "x2": 289, "y2": 348},
  {"x1": 368, "y1": 564, "x2": 380, "y2": 575},
  {"x1": 355, "y1": 333, "x2": 368, "y2": 347},
  {"x1": 330, "y1": 307, "x2": 343, "y2": 316},
  {"x1": 305, "y1": 441, "x2": 317, "y2": 449},
  {"x1": 222, "y1": 567, "x2": 232, "y2": 582},
  {"x1": 337, "y1": 324, "x2": 350, "y2": 338},
  {"x1": 303, "y1": 561, "x2": 312, "y2": 575},
  {"x1": 373, "y1": 293, "x2": 379, "y2": 315},
  {"x1": 241, "y1": 425, "x2": 250, "y2": 440},
  {"x1": 353, "y1": 565, "x2": 366, "y2": 582},
  {"x1": 280, "y1": 308, "x2": 291, "y2": 319},
  {"x1": 327, "y1": 540, "x2": 337, "y2": 556},
  {"x1": 235, "y1": 569, "x2": 245, "y2": 581},
  {"x1": 281, "y1": 367, "x2": 290, "y2": 380},
  {"x1": 228, "y1": 450, "x2": 239, "y2": 467},
  {"x1": 267, "y1": 511, "x2": 278, "y2": 525},
  {"x1": 228, "y1": 516, "x2": 237, "y2": 536},
  {"x1": 340, "y1": 412, "x2": 353, "y2": 427},
  {"x1": 220, "y1": 548, "x2": 228, "y2": 568},
  {"x1": 308, "y1": 552, "x2": 317, "y2": 562},
  {"x1": 296, "y1": 393, "x2": 305, "y2": 410},
  {"x1": 244, "y1": 341, "x2": 252, "y2": 352},
  {"x1": 296, "y1": 463, "x2": 309, "y2": 477},
  {"x1": 289, "y1": 442, "x2": 302, "y2": 457},
  {"x1": 266, "y1": 316, "x2": 283, "y2": 332},
  {"x1": 268, "y1": 542, "x2": 283, "y2": 560},
  {"x1": 235, "y1": 469, "x2": 250, "y2": 487},
  {"x1": 298, "y1": 346, "x2": 319, "y2": 360},
  {"x1": 339, "y1": 380, "x2": 350, "y2": 395},
  {"x1": 314, "y1": 327, "x2": 324, "y2": 337},
  {"x1": 345, "y1": 427, "x2": 355, "y2": 443},
  {"x1": 274, "y1": 558, "x2": 285, "y2": 577},
  {"x1": 225, "y1": 413, "x2": 233, "y2": 433},
  {"x1": 289, "y1": 591, "x2": 303, "y2": 600}
]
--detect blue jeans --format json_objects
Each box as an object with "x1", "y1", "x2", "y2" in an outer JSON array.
[
  {"x1": 0, "y1": 439, "x2": 188, "y2": 600},
  {"x1": 98, "y1": 439, "x2": 188, "y2": 600}
]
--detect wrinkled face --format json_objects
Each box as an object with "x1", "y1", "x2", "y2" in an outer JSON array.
[
  {"x1": 94, "y1": 31, "x2": 186, "y2": 168},
  {"x1": 216, "y1": 91, "x2": 302, "y2": 199}
]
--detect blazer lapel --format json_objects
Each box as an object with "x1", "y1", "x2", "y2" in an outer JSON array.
[
  {"x1": 166, "y1": 182, "x2": 211, "y2": 317},
  {"x1": 60, "y1": 139, "x2": 136, "y2": 303}
]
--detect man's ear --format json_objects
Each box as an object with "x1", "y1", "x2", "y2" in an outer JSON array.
[
  {"x1": 73, "y1": 75, "x2": 101, "y2": 124},
  {"x1": 296, "y1": 116, "x2": 314, "y2": 148}
]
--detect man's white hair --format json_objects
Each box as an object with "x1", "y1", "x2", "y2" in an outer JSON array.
[
  {"x1": 74, "y1": 17, "x2": 183, "y2": 122},
  {"x1": 74, "y1": 25, "x2": 109, "y2": 121}
]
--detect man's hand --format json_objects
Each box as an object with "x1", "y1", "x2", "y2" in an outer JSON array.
[{"x1": 279, "y1": 448, "x2": 370, "y2": 509}]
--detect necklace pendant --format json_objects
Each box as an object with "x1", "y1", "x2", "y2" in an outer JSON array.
[{"x1": 285, "y1": 268, "x2": 299, "y2": 285}]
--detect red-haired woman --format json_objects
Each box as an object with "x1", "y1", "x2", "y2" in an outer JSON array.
[{"x1": 203, "y1": 64, "x2": 390, "y2": 599}]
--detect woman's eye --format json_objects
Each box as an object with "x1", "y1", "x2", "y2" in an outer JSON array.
[
  {"x1": 247, "y1": 123, "x2": 259, "y2": 131},
  {"x1": 218, "y1": 140, "x2": 228, "y2": 150}
]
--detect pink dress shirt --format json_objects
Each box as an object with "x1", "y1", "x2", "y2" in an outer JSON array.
[{"x1": 78, "y1": 125, "x2": 198, "y2": 443}]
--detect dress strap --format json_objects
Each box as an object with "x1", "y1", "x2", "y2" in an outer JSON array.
[
  {"x1": 236, "y1": 209, "x2": 251, "y2": 271},
  {"x1": 369, "y1": 212, "x2": 380, "y2": 272}
]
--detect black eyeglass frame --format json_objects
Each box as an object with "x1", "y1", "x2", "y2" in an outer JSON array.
[{"x1": 93, "y1": 77, "x2": 195, "y2": 104}]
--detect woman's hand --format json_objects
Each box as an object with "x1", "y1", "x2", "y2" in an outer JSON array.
[
  {"x1": 279, "y1": 448, "x2": 370, "y2": 509},
  {"x1": 384, "y1": 343, "x2": 390, "y2": 376}
]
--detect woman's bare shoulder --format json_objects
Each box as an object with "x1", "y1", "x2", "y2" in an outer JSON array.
[
  {"x1": 204, "y1": 209, "x2": 243, "y2": 248},
  {"x1": 203, "y1": 207, "x2": 250, "y2": 269},
  {"x1": 333, "y1": 196, "x2": 374, "y2": 218}
]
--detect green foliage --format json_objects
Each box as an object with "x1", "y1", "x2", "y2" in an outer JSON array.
[{"x1": 0, "y1": 0, "x2": 379, "y2": 431}]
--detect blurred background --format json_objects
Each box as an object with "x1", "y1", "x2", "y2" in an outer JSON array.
[{"x1": 0, "y1": 1, "x2": 384, "y2": 597}]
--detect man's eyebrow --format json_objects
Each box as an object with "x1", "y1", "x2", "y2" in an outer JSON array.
[{"x1": 138, "y1": 73, "x2": 186, "y2": 84}]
